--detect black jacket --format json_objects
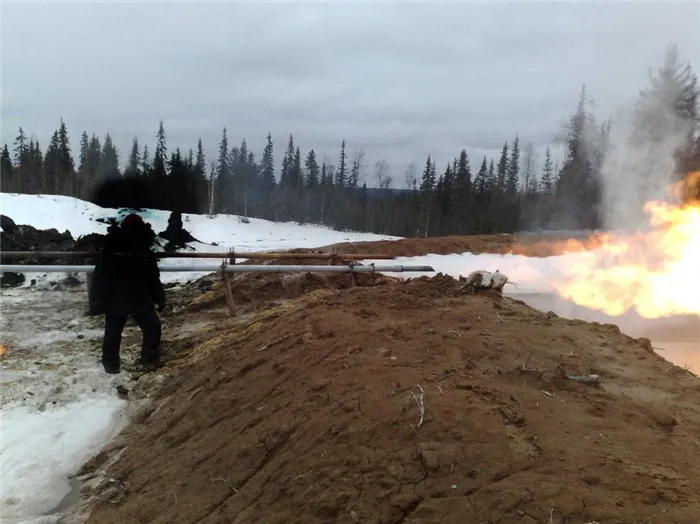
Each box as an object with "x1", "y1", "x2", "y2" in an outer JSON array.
[{"x1": 90, "y1": 224, "x2": 165, "y2": 315}]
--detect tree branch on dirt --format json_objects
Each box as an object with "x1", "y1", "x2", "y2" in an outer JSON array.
[
  {"x1": 410, "y1": 385, "x2": 425, "y2": 428},
  {"x1": 206, "y1": 469, "x2": 239, "y2": 493}
]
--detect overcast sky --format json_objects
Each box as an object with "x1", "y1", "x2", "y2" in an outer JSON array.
[{"x1": 3, "y1": 0, "x2": 699, "y2": 186}]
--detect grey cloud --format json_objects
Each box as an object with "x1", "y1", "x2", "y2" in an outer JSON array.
[{"x1": 2, "y1": 1, "x2": 699, "y2": 185}]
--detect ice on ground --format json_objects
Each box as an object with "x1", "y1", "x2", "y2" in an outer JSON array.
[
  {"x1": 1, "y1": 397, "x2": 126, "y2": 523},
  {"x1": 0, "y1": 286, "x2": 129, "y2": 523}
]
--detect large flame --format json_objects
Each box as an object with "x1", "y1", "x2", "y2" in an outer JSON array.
[{"x1": 554, "y1": 172, "x2": 700, "y2": 319}]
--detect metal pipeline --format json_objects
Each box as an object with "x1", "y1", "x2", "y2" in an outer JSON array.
[
  {"x1": 0, "y1": 264, "x2": 434, "y2": 274},
  {"x1": 0, "y1": 251, "x2": 395, "y2": 260}
]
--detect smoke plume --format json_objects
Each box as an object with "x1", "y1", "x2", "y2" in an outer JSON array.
[{"x1": 598, "y1": 48, "x2": 697, "y2": 232}]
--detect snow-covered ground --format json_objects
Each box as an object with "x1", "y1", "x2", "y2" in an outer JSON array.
[{"x1": 1, "y1": 193, "x2": 698, "y2": 522}]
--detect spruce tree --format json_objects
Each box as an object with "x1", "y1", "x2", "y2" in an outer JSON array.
[
  {"x1": 420, "y1": 154, "x2": 436, "y2": 191},
  {"x1": 540, "y1": 146, "x2": 554, "y2": 195},
  {"x1": 259, "y1": 133, "x2": 275, "y2": 191},
  {"x1": 496, "y1": 142, "x2": 509, "y2": 194},
  {"x1": 634, "y1": 44, "x2": 698, "y2": 176},
  {"x1": 522, "y1": 142, "x2": 538, "y2": 196},
  {"x1": 419, "y1": 155, "x2": 436, "y2": 236},
  {"x1": 186, "y1": 148, "x2": 194, "y2": 171},
  {"x1": 194, "y1": 138, "x2": 207, "y2": 212},
  {"x1": 293, "y1": 147, "x2": 302, "y2": 190},
  {"x1": 13, "y1": 127, "x2": 27, "y2": 167},
  {"x1": 304, "y1": 149, "x2": 320, "y2": 187},
  {"x1": 505, "y1": 135, "x2": 521, "y2": 231},
  {"x1": 0, "y1": 144, "x2": 15, "y2": 192},
  {"x1": 439, "y1": 163, "x2": 454, "y2": 229},
  {"x1": 76, "y1": 132, "x2": 90, "y2": 197},
  {"x1": 215, "y1": 127, "x2": 230, "y2": 213},
  {"x1": 232, "y1": 139, "x2": 253, "y2": 217},
  {"x1": 56, "y1": 119, "x2": 75, "y2": 195},
  {"x1": 538, "y1": 146, "x2": 555, "y2": 228},
  {"x1": 553, "y1": 84, "x2": 602, "y2": 229},
  {"x1": 279, "y1": 134, "x2": 295, "y2": 190},
  {"x1": 99, "y1": 133, "x2": 121, "y2": 182},
  {"x1": 152, "y1": 121, "x2": 168, "y2": 185},
  {"x1": 12, "y1": 128, "x2": 30, "y2": 192},
  {"x1": 474, "y1": 157, "x2": 489, "y2": 201},
  {"x1": 335, "y1": 140, "x2": 347, "y2": 187},
  {"x1": 451, "y1": 149, "x2": 472, "y2": 234},
  {"x1": 141, "y1": 143, "x2": 151, "y2": 178},
  {"x1": 28, "y1": 140, "x2": 43, "y2": 194},
  {"x1": 195, "y1": 138, "x2": 206, "y2": 177},
  {"x1": 43, "y1": 131, "x2": 60, "y2": 194},
  {"x1": 124, "y1": 137, "x2": 141, "y2": 178},
  {"x1": 487, "y1": 160, "x2": 496, "y2": 198},
  {"x1": 506, "y1": 134, "x2": 520, "y2": 197}
]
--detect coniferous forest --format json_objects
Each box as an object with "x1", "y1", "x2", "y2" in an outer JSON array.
[{"x1": 2, "y1": 47, "x2": 699, "y2": 238}]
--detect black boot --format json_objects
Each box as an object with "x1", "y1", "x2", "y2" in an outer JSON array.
[
  {"x1": 102, "y1": 358, "x2": 121, "y2": 374},
  {"x1": 134, "y1": 309, "x2": 162, "y2": 373},
  {"x1": 102, "y1": 313, "x2": 128, "y2": 374},
  {"x1": 138, "y1": 358, "x2": 161, "y2": 372}
]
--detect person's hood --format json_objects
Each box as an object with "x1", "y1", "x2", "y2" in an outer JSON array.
[{"x1": 122, "y1": 213, "x2": 145, "y2": 229}]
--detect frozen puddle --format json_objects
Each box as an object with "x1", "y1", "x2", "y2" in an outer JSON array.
[{"x1": 0, "y1": 285, "x2": 129, "y2": 523}]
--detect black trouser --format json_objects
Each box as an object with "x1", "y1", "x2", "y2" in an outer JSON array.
[
  {"x1": 86, "y1": 273, "x2": 94, "y2": 306},
  {"x1": 102, "y1": 309, "x2": 161, "y2": 364}
]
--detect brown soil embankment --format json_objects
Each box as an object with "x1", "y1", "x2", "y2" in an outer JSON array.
[
  {"x1": 75, "y1": 268, "x2": 700, "y2": 524},
  {"x1": 318, "y1": 231, "x2": 597, "y2": 259}
]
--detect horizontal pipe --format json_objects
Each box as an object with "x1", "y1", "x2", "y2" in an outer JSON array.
[
  {"x1": 0, "y1": 264, "x2": 434, "y2": 274},
  {"x1": 0, "y1": 251, "x2": 395, "y2": 260}
]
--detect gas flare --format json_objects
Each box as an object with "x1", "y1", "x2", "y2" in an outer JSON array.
[{"x1": 555, "y1": 172, "x2": 700, "y2": 318}]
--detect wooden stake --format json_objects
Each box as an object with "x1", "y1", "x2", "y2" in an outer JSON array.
[{"x1": 220, "y1": 261, "x2": 236, "y2": 316}]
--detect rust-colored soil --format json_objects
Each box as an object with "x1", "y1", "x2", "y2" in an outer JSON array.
[
  {"x1": 318, "y1": 231, "x2": 597, "y2": 258},
  {"x1": 76, "y1": 267, "x2": 700, "y2": 524}
]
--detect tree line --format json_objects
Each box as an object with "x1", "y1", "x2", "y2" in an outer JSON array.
[{"x1": 2, "y1": 46, "x2": 698, "y2": 237}]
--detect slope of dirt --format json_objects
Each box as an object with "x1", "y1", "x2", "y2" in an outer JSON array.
[
  {"x1": 319, "y1": 231, "x2": 597, "y2": 259},
  {"x1": 75, "y1": 273, "x2": 700, "y2": 524}
]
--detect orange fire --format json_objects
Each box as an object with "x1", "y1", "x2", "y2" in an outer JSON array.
[
  {"x1": 554, "y1": 172, "x2": 700, "y2": 318},
  {"x1": 0, "y1": 343, "x2": 8, "y2": 357}
]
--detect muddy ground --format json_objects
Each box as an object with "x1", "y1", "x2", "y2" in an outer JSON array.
[{"x1": 67, "y1": 235, "x2": 700, "y2": 524}]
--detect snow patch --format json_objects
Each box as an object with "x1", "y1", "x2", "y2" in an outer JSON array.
[{"x1": 0, "y1": 396, "x2": 126, "y2": 522}]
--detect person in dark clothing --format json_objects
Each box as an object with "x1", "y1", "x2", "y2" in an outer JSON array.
[{"x1": 90, "y1": 213, "x2": 166, "y2": 374}]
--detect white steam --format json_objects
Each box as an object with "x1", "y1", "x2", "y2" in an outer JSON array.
[{"x1": 599, "y1": 48, "x2": 696, "y2": 231}]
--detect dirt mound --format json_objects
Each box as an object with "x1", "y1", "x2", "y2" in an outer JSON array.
[
  {"x1": 321, "y1": 232, "x2": 596, "y2": 259},
  {"x1": 1, "y1": 215, "x2": 78, "y2": 287},
  {"x1": 181, "y1": 268, "x2": 398, "y2": 315},
  {"x1": 78, "y1": 274, "x2": 700, "y2": 524}
]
